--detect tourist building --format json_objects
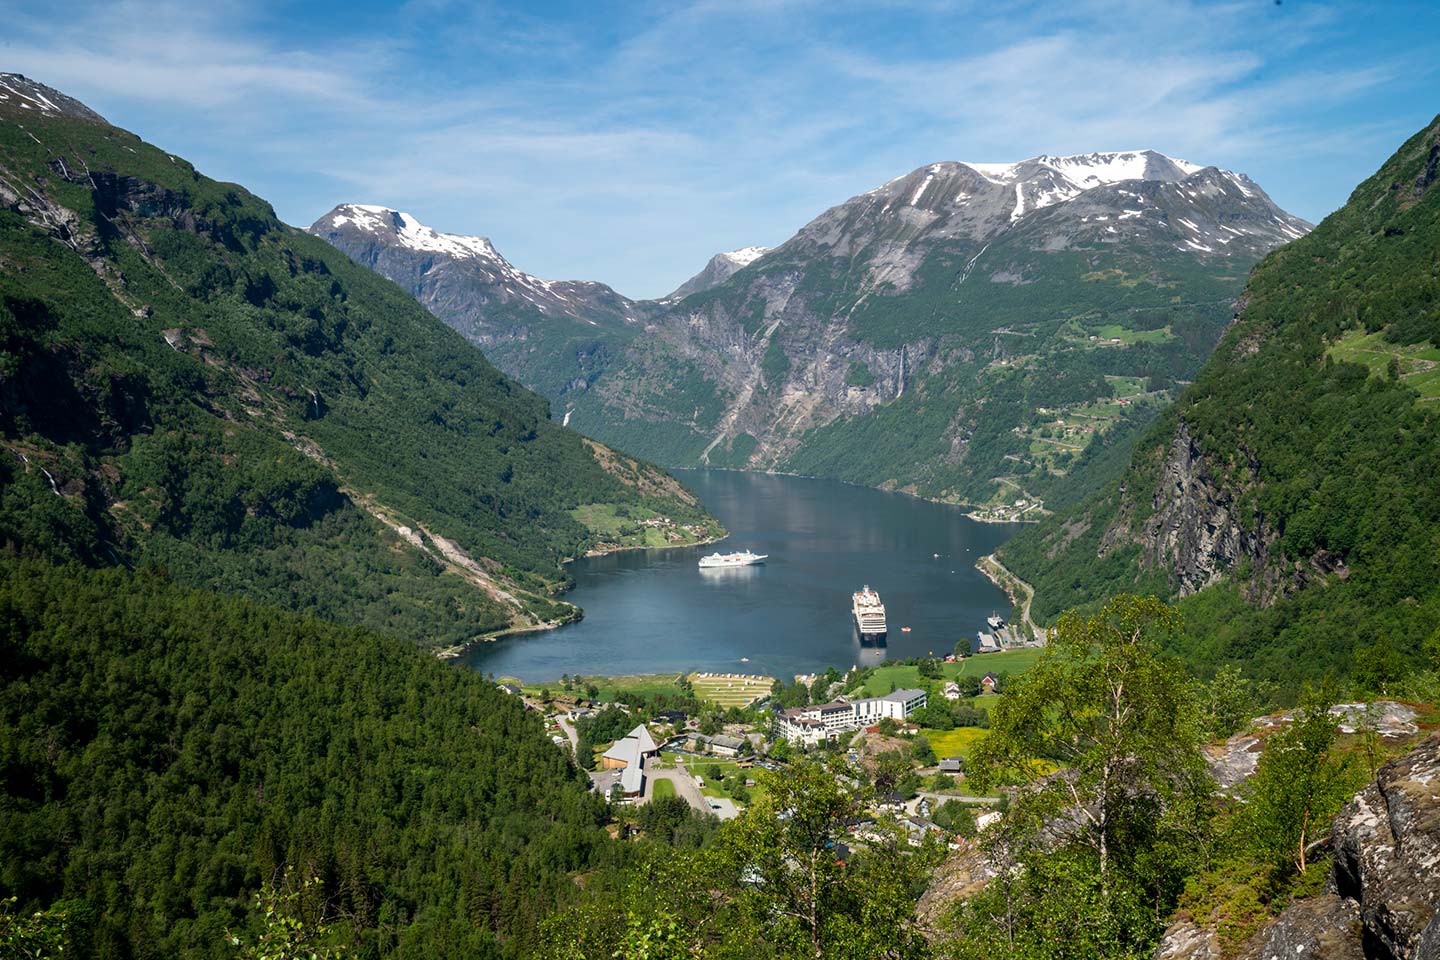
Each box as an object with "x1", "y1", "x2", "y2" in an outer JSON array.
[{"x1": 776, "y1": 688, "x2": 928, "y2": 746}]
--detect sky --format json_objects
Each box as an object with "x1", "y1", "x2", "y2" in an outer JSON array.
[{"x1": 2, "y1": 0, "x2": 1437, "y2": 299}]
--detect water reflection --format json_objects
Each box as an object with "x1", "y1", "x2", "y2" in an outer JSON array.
[{"x1": 460, "y1": 469, "x2": 1022, "y2": 681}]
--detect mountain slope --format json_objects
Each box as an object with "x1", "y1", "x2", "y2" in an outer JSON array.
[
  {"x1": 309, "y1": 203, "x2": 656, "y2": 399},
  {"x1": 0, "y1": 74, "x2": 720, "y2": 647},
  {"x1": 318, "y1": 151, "x2": 1308, "y2": 516},
  {"x1": 0, "y1": 559, "x2": 608, "y2": 958},
  {"x1": 999, "y1": 115, "x2": 1440, "y2": 686},
  {"x1": 564, "y1": 151, "x2": 1309, "y2": 510}
]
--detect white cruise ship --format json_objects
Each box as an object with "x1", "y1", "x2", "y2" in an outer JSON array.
[
  {"x1": 698, "y1": 549, "x2": 768, "y2": 569},
  {"x1": 852, "y1": 585, "x2": 888, "y2": 639}
]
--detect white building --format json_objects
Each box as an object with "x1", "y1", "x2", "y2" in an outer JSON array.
[{"x1": 776, "y1": 689, "x2": 927, "y2": 745}]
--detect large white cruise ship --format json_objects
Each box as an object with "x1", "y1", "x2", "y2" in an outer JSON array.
[
  {"x1": 852, "y1": 585, "x2": 888, "y2": 639},
  {"x1": 698, "y1": 549, "x2": 768, "y2": 569}
]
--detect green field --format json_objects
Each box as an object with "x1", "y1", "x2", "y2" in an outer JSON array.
[
  {"x1": 919, "y1": 727, "x2": 988, "y2": 759},
  {"x1": 689, "y1": 672, "x2": 775, "y2": 707},
  {"x1": 1090, "y1": 323, "x2": 1175, "y2": 345},
  {"x1": 572, "y1": 503, "x2": 701, "y2": 548},
  {"x1": 652, "y1": 778, "x2": 677, "y2": 799},
  {"x1": 859, "y1": 649, "x2": 1044, "y2": 696},
  {"x1": 519, "y1": 673, "x2": 691, "y2": 702},
  {"x1": 1327, "y1": 328, "x2": 1440, "y2": 400}
]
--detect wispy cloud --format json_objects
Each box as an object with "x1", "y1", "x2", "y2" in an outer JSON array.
[{"x1": 2, "y1": 0, "x2": 1434, "y2": 297}]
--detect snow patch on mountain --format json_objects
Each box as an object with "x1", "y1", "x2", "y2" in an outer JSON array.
[{"x1": 719, "y1": 246, "x2": 770, "y2": 268}]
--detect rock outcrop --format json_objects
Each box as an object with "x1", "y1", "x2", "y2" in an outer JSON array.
[{"x1": 1158, "y1": 732, "x2": 1440, "y2": 960}]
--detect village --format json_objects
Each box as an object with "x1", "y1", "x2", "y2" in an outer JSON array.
[{"x1": 495, "y1": 649, "x2": 1039, "y2": 852}]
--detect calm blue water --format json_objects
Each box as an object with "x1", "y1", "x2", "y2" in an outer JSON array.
[{"x1": 459, "y1": 470, "x2": 1022, "y2": 682}]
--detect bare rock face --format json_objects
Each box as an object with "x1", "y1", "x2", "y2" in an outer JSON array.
[
  {"x1": 1138, "y1": 421, "x2": 1276, "y2": 598},
  {"x1": 1158, "y1": 733, "x2": 1440, "y2": 960},
  {"x1": 1234, "y1": 894, "x2": 1364, "y2": 960},
  {"x1": 1332, "y1": 734, "x2": 1440, "y2": 959},
  {"x1": 1154, "y1": 920, "x2": 1224, "y2": 960}
]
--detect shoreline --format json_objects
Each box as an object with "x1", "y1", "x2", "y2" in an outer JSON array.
[
  {"x1": 677, "y1": 465, "x2": 1047, "y2": 522},
  {"x1": 975, "y1": 552, "x2": 1049, "y2": 642},
  {"x1": 438, "y1": 529, "x2": 730, "y2": 660}
]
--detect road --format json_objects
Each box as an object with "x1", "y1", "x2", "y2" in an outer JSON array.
[
  {"x1": 976, "y1": 553, "x2": 1049, "y2": 642},
  {"x1": 643, "y1": 765, "x2": 709, "y2": 814},
  {"x1": 555, "y1": 714, "x2": 580, "y2": 754}
]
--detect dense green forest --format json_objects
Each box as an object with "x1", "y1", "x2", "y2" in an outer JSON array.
[
  {"x1": 0, "y1": 559, "x2": 614, "y2": 958},
  {"x1": 1001, "y1": 114, "x2": 1440, "y2": 689},
  {"x1": 0, "y1": 100, "x2": 718, "y2": 647}
]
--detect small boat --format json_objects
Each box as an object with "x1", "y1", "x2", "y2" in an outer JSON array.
[
  {"x1": 933, "y1": 553, "x2": 940, "y2": 559},
  {"x1": 739, "y1": 657, "x2": 750, "y2": 663},
  {"x1": 901, "y1": 626, "x2": 912, "y2": 633}
]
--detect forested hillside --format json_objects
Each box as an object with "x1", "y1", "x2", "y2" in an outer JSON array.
[
  {"x1": 0, "y1": 559, "x2": 609, "y2": 958},
  {"x1": 0, "y1": 79, "x2": 719, "y2": 646},
  {"x1": 1001, "y1": 114, "x2": 1440, "y2": 688}
]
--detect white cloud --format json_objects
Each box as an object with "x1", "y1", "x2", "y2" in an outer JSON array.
[{"x1": 0, "y1": 0, "x2": 1426, "y2": 297}]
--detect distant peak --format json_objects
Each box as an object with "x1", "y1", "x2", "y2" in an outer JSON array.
[
  {"x1": 718, "y1": 246, "x2": 769, "y2": 267},
  {"x1": 0, "y1": 73, "x2": 107, "y2": 124},
  {"x1": 963, "y1": 150, "x2": 1203, "y2": 186},
  {"x1": 317, "y1": 204, "x2": 505, "y2": 262}
]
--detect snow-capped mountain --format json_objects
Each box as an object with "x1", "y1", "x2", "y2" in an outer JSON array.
[
  {"x1": 665, "y1": 245, "x2": 771, "y2": 299},
  {"x1": 0, "y1": 73, "x2": 106, "y2": 123},
  {"x1": 311, "y1": 203, "x2": 644, "y2": 329},
  {"x1": 788, "y1": 150, "x2": 1309, "y2": 297}
]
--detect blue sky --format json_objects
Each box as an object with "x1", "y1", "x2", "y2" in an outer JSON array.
[{"x1": 3, "y1": 0, "x2": 1437, "y2": 298}]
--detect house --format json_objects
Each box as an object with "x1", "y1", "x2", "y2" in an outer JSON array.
[
  {"x1": 942, "y1": 681, "x2": 961, "y2": 701},
  {"x1": 938, "y1": 756, "x2": 965, "y2": 773},
  {"x1": 654, "y1": 710, "x2": 687, "y2": 724},
  {"x1": 710, "y1": 734, "x2": 746, "y2": 757},
  {"x1": 498, "y1": 682, "x2": 522, "y2": 696},
  {"x1": 877, "y1": 791, "x2": 907, "y2": 813},
  {"x1": 599, "y1": 724, "x2": 660, "y2": 798},
  {"x1": 980, "y1": 673, "x2": 1000, "y2": 694}
]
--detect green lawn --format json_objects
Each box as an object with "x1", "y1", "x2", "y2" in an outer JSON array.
[
  {"x1": 522, "y1": 673, "x2": 691, "y2": 702},
  {"x1": 1091, "y1": 323, "x2": 1175, "y2": 345},
  {"x1": 920, "y1": 727, "x2": 988, "y2": 759},
  {"x1": 859, "y1": 649, "x2": 1044, "y2": 696},
  {"x1": 571, "y1": 503, "x2": 712, "y2": 549},
  {"x1": 1327, "y1": 328, "x2": 1440, "y2": 400},
  {"x1": 652, "y1": 778, "x2": 677, "y2": 799},
  {"x1": 689, "y1": 672, "x2": 774, "y2": 707}
]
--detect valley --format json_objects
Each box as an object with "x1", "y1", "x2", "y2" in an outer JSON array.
[{"x1": 2, "y1": 14, "x2": 1439, "y2": 956}]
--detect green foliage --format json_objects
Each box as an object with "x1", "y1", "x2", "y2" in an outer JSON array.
[
  {"x1": 0, "y1": 109, "x2": 715, "y2": 647},
  {"x1": 542, "y1": 759, "x2": 940, "y2": 959},
  {"x1": 229, "y1": 875, "x2": 350, "y2": 960},
  {"x1": 0, "y1": 896, "x2": 78, "y2": 960},
  {"x1": 1003, "y1": 115, "x2": 1440, "y2": 692},
  {"x1": 960, "y1": 596, "x2": 1212, "y2": 957},
  {"x1": 0, "y1": 559, "x2": 608, "y2": 959},
  {"x1": 1239, "y1": 695, "x2": 1360, "y2": 877}
]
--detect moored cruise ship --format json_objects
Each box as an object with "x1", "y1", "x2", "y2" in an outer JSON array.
[
  {"x1": 852, "y1": 585, "x2": 888, "y2": 639},
  {"x1": 698, "y1": 549, "x2": 768, "y2": 569}
]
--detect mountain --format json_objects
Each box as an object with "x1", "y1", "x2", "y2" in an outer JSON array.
[
  {"x1": 320, "y1": 150, "x2": 1308, "y2": 515},
  {"x1": 665, "y1": 245, "x2": 771, "y2": 299},
  {"x1": 563, "y1": 149, "x2": 1309, "y2": 510},
  {"x1": 0, "y1": 73, "x2": 720, "y2": 648},
  {"x1": 998, "y1": 116, "x2": 1440, "y2": 686},
  {"x1": 309, "y1": 203, "x2": 657, "y2": 398}
]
